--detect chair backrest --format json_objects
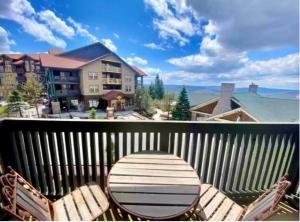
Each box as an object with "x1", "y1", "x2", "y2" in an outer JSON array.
[
  {"x1": 239, "y1": 177, "x2": 291, "y2": 221},
  {"x1": 0, "y1": 167, "x2": 52, "y2": 221}
]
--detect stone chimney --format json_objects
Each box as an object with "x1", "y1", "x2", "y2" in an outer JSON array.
[
  {"x1": 212, "y1": 83, "x2": 235, "y2": 115},
  {"x1": 249, "y1": 83, "x2": 258, "y2": 94}
]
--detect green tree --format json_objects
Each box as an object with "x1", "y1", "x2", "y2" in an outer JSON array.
[
  {"x1": 7, "y1": 90, "x2": 27, "y2": 117},
  {"x1": 22, "y1": 79, "x2": 44, "y2": 117},
  {"x1": 154, "y1": 74, "x2": 164, "y2": 99},
  {"x1": 148, "y1": 74, "x2": 165, "y2": 100},
  {"x1": 135, "y1": 86, "x2": 152, "y2": 113},
  {"x1": 172, "y1": 86, "x2": 191, "y2": 120},
  {"x1": 89, "y1": 108, "x2": 97, "y2": 119},
  {"x1": 148, "y1": 83, "x2": 156, "y2": 99}
]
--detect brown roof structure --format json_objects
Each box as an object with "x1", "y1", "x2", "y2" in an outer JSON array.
[
  {"x1": 132, "y1": 66, "x2": 147, "y2": 76},
  {"x1": 40, "y1": 54, "x2": 88, "y2": 69},
  {"x1": 101, "y1": 91, "x2": 129, "y2": 101},
  {"x1": 12, "y1": 60, "x2": 24, "y2": 65},
  {"x1": 5, "y1": 54, "x2": 25, "y2": 60}
]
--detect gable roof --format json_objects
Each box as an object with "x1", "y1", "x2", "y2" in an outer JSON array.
[
  {"x1": 132, "y1": 66, "x2": 147, "y2": 77},
  {"x1": 233, "y1": 93, "x2": 299, "y2": 122},
  {"x1": 100, "y1": 91, "x2": 129, "y2": 101},
  {"x1": 191, "y1": 92, "x2": 299, "y2": 122},
  {"x1": 60, "y1": 42, "x2": 111, "y2": 60}
]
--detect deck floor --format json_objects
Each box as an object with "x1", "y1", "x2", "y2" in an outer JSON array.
[{"x1": 98, "y1": 200, "x2": 299, "y2": 221}]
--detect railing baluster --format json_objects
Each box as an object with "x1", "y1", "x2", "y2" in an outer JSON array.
[
  {"x1": 271, "y1": 134, "x2": 286, "y2": 183},
  {"x1": 39, "y1": 131, "x2": 54, "y2": 195},
  {"x1": 17, "y1": 131, "x2": 32, "y2": 183},
  {"x1": 107, "y1": 132, "x2": 112, "y2": 172},
  {"x1": 225, "y1": 133, "x2": 238, "y2": 192},
  {"x1": 219, "y1": 133, "x2": 231, "y2": 191},
  {"x1": 114, "y1": 132, "x2": 120, "y2": 162},
  {"x1": 47, "y1": 132, "x2": 62, "y2": 195},
  {"x1": 81, "y1": 132, "x2": 90, "y2": 182},
  {"x1": 98, "y1": 132, "x2": 105, "y2": 189},
  {"x1": 213, "y1": 133, "x2": 224, "y2": 188},
  {"x1": 238, "y1": 133, "x2": 252, "y2": 192},
  {"x1": 30, "y1": 131, "x2": 47, "y2": 193},
  {"x1": 23, "y1": 131, "x2": 40, "y2": 189},
  {"x1": 10, "y1": 132, "x2": 22, "y2": 174},
  {"x1": 65, "y1": 131, "x2": 76, "y2": 190},
  {"x1": 73, "y1": 132, "x2": 84, "y2": 186},
  {"x1": 207, "y1": 133, "x2": 219, "y2": 184},
  {"x1": 56, "y1": 132, "x2": 70, "y2": 193}
]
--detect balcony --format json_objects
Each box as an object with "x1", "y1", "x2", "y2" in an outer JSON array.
[
  {"x1": 55, "y1": 89, "x2": 81, "y2": 97},
  {"x1": 102, "y1": 65, "x2": 121, "y2": 73},
  {"x1": 102, "y1": 78, "x2": 122, "y2": 84},
  {"x1": 53, "y1": 75, "x2": 80, "y2": 82},
  {"x1": 0, "y1": 119, "x2": 298, "y2": 220}
]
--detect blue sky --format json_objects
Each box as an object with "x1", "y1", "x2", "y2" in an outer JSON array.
[{"x1": 0, "y1": 0, "x2": 299, "y2": 89}]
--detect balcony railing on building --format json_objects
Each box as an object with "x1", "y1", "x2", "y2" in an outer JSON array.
[
  {"x1": 102, "y1": 66, "x2": 121, "y2": 73},
  {"x1": 0, "y1": 119, "x2": 298, "y2": 220},
  {"x1": 102, "y1": 78, "x2": 122, "y2": 84}
]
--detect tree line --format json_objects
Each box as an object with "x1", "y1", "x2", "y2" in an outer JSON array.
[{"x1": 135, "y1": 74, "x2": 191, "y2": 120}]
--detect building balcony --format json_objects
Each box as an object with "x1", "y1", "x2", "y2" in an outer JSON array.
[
  {"x1": 102, "y1": 66, "x2": 121, "y2": 73},
  {"x1": 0, "y1": 119, "x2": 298, "y2": 220},
  {"x1": 55, "y1": 89, "x2": 81, "y2": 97},
  {"x1": 53, "y1": 76, "x2": 80, "y2": 82},
  {"x1": 102, "y1": 78, "x2": 122, "y2": 84}
]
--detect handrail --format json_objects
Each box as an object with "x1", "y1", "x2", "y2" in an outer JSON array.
[{"x1": 0, "y1": 118, "x2": 298, "y2": 199}]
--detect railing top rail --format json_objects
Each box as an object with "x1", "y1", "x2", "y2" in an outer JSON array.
[{"x1": 2, "y1": 118, "x2": 299, "y2": 134}]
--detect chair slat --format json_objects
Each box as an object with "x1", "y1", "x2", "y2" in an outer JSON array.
[
  {"x1": 72, "y1": 189, "x2": 93, "y2": 221},
  {"x1": 62, "y1": 193, "x2": 81, "y2": 221},
  {"x1": 52, "y1": 199, "x2": 69, "y2": 221}
]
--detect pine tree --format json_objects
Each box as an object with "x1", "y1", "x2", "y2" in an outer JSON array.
[
  {"x1": 7, "y1": 90, "x2": 27, "y2": 117},
  {"x1": 148, "y1": 83, "x2": 156, "y2": 99},
  {"x1": 172, "y1": 86, "x2": 191, "y2": 120},
  {"x1": 89, "y1": 108, "x2": 97, "y2": 119}
]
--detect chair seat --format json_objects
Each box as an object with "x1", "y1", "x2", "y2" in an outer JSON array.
[
  {"x1": 52, "y1": 183, "x2": 109, "y2": 221},
  {"x1": 196, "y1": 184, "x2": 243, "y2": 221}
]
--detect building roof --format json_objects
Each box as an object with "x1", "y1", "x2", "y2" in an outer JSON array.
[
  {"x1": 192, "y1": 92, "x2": 299, "y2": 122},
  {"x1": 132, "y1": 66, "x2": 147, "y2": 76},
  {"x1": 60, "y1": 42, "x2": 111, "y2": 60},
  {"x1": 40, "y1": 54, "x2": 88, "y2": 69},
  {"x1": 233, "y1": 93, "x2": 299, "y2": 122},
  {"x1": 4, "y1": 54, "x2": 25, "y2": 60},
  {"x1": 100, "y1": 91, "x2": 129, "y2": 101},
  {"x1": 12, "y1": 60, "x2": 24, "y2": 65}
]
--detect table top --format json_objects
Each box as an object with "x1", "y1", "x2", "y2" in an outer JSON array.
[{"x1": 107, "y1": 152, "x2": 201, "y2": 220}]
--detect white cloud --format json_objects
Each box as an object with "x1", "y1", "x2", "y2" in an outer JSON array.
[
  {"x1": 67, "y1": 17, "x2": 98, "y2": 42},
  {"x1": 144, "y1": 42, "x2": 165, "y2": 51},
  {"x1": 187, "y1": 0, "x2": 299, "y2": 51},
  {"x1": 144, "y1": 0, "x2": 199, "y2": 46},
  {"x1": 0, "y1": 0, "x2": 67, "y2": 48},
  {"x1": 168, "y1": 36, "x2": 247, "y2": 73},
  {"x1": 165, "y1": 53, "x2": 299, "y2": 89},
  {"x1": 113, "y1": 33, "x2": 119, "y2": 39},
  {"x1": 0, "y1": 26, "x2": 16, "y2": 53},
  {"x1": 125, "y1": 56, "x2": 148, "y2": 66},
  {"x1": 101, "y1": 38, "x2": 117, "y2": 52},
  {"x1": 38, "y1": 10, "x2": 75, "y2": 38}
]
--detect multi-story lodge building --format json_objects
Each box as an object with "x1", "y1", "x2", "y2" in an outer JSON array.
[{"x1": 0, "y1": 42, "x2": 146, "y2": 111}]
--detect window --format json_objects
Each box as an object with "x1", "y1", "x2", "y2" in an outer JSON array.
[
  {"x1": 125, "y1": 85, "x2": 132, "y2": 92},
  {"x1": 30, "y1": 61, "x2": 35, "y2": 71},
  {"x1": 103, "y1": 84, "x2": 121, "y2": 90},
  {"x1": 5, "y1": 60, "x2": 12, "y2": 72},
  {"x1": 89, "y1": 100, "x2": 99, "y2": 108},
  {"x1": 125, "y1": 75, "x2": 132, "y2": 82},
  {"x1": 60, "y1": 72, "x2": 68, "y2": 80},
  {"x1": 0, "y1": 66, "x2": 4, "y2": 72},
  {"x1": 89, "y1": 85, "x2": 99, "y2": 93},
  {"x1": 88, "y1": 72, "x2": 98, "y2": 80},
  {"x1": 35, "y1": 65, "x2": 40, "y2": 72}
]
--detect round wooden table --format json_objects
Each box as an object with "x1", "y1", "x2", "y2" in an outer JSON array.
[{"x1": 107, "y1": 152, "x2": 201, "y2": 220}]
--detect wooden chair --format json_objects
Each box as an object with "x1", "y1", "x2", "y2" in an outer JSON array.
[
  {"x1": 196, "y1": 177, "x2": 291, "y2": 221},
  {"x1": 0, "y1": 167, "x2": 109, "y2": 221}
]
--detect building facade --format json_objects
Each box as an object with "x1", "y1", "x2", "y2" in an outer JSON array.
[{"x1": 0, "y1": 42, "x2": 146, "y2": 111}]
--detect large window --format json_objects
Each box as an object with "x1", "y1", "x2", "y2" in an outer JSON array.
[
  {"x1": 0, "y1": 66, "x2": 4, "y2": 73},
  {"x1": 125, "y1": 85, "x2": 132, "y2": 92},
  {"x1": 89, "y1": 100, "x2": 99, "y2": 108},
  {"x1": 89, "y1": 85, "x2": 99, "y2": 93},
  {"x1": 88, "y1": 72, "x2": 98, "y2": 80}
]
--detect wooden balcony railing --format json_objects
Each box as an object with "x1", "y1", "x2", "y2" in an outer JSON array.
[
  {"x1": 102, "y1": 78, "x2": 122, "y2": 84},
  {"x1": 102, "y1": 66, "x2": 121, "y2": 73},
  {"x1": 0, "y1": 119, "x2": 298, "y2": 202}
]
